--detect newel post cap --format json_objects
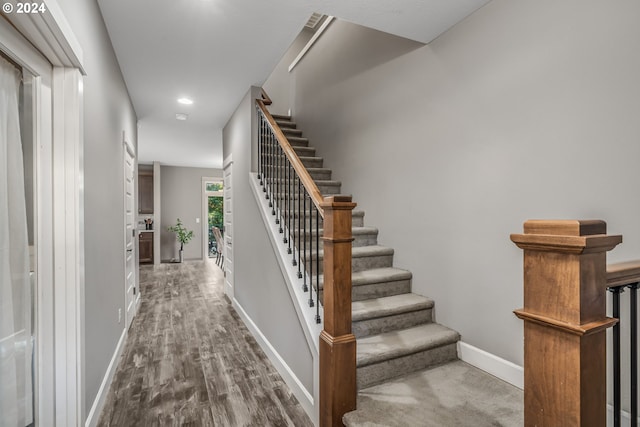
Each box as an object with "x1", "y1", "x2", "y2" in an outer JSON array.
[
  {"x1": 510, "y1": 219, "x2": 622, "y2": 254},
  {"x1": 320, "y1": 195, "x2": 357, "y2": 210}
]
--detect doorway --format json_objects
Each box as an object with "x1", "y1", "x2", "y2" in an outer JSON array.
[{"x1": 202, "y1": 179, "x2": 224, "y2": 259}]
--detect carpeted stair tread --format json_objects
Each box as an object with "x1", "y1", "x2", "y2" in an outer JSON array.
[
  {"x1": 357, "y1": 323, "x2": 460, "y2": 368},
  {"x1": 352, "y1": 267, "x2": 412, "y2": 286},
  {"x1": 352, "y1": 293, "x2": 433, "y2": 322},
  {"x1": 343, "y1": 361, "x2": 523, "y2": 427}
]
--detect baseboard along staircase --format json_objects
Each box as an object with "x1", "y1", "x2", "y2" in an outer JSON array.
[{"x1": 256, "y1": 97, "x2": 523, "y2": 426}]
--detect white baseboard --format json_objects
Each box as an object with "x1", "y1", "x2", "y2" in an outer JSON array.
[
  {"x1": 85, "y1": 327, "x2": 127, "y2": 427},
  {"x1": 232, "y1": 298, "x2": 316, "y2": 423},
  {"x1": 607, "y1": 403, "x2": 636, "y2": 427},
  {"x1": 457, "y1": 341, "x2": 524, "y2": 390}
]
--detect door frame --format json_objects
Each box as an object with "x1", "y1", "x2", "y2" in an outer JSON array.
[
  {"x1": 2, "y1": 6, "x2": 86, "y2": 425},
  {"x1": 223, "y1": 155, "x2": 234, "y2": 298}
]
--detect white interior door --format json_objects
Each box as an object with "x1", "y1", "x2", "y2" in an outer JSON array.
[
  {"x1": 223, "y1": 157, "x2": 233, "y2": 298},
  {"x1": 123, "y1": 143, "x2": 136, "y2": 329}
]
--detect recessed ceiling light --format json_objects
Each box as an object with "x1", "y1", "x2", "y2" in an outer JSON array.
[
  {"x1": 176, "y1": 113, "x2": 188, "y2": 121},
  {"x1": 177, "y1": 97, "x2": 193, "y2": 105}
]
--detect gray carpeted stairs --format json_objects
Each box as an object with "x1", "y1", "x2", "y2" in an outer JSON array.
[{"x1": 271, "y1": 114, "x2": 460, "y2": 391}]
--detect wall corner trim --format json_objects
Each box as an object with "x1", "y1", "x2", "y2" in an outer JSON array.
[
  {"x1": 288, "y1": 16, "x2": 335, "y2": 73},
  {"x1": 84, "y1": 327, "x2": 127, "y2": 427},
  {"x1": 457, "y1": 341, "x2": 523, "y2": 390}
]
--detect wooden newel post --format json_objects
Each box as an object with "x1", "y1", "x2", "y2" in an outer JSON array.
[
  {"x1": 319, "y1": 195, "x2": 357, "y2": 427},
  {"x1": 511, "y1": 220, "x2": 622, "y2": 426}
]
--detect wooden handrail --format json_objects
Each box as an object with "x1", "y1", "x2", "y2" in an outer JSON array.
[
  {"x1": 260, "y1": 88, "x2": 272, "y2": 105},
  {"x1": 607, "y1": 260, "x2": 640, "y2": 287},
  {"x1": 256, "y1": 98, "x2": 325, "y2": 216}
]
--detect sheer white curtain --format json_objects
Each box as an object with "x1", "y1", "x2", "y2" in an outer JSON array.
[{"x1": 0, "y1": 56, "x2": 33, "y2": 426}]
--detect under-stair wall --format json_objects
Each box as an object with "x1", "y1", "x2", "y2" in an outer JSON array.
[{"x1": 263, "y1": 2, "x2": 640, "y2": 392}]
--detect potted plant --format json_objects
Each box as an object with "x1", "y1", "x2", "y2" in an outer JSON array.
[{"x1": 167, "y1": 218, "x2": 194, "y2": 263}]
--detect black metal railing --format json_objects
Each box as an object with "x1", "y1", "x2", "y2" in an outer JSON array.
[
  {"x1": 257, "y1": 104, "x2": 322, "y2": 324},
  {"x1": 608, "y1": 281, "x2": 639, "y2": 427}
]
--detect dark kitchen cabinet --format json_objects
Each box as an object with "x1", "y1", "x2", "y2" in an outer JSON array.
[
  {"x1": 138, "y1": 169, "x2": 154, "y2": 214},
  {"x1": 139, "y1": 232, "x2": 153, "y2": 264}
]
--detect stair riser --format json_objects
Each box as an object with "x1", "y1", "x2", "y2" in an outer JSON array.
[
  {"x1": 287, "y1": 139, "x2": 309, "y2": 148},
  {"x1": 275, "y1": 121, "x2": 296, "y2": 129},
  {"x1": 353, "y1": 309, "x2": 433, "y2": 339},
  {"x1": 282, "y1": 129, "x2": 303, "y2": 137},
  {"x1": 297, "y1": 232, "x2": 376, "y2": 248},
  {"x1": 268, "y1": 184, "x2": 342, "y2": 199},
  {"x1": 263, "y1": 158, "x2": 323, "y2": 168},
  {"x1": 352, "y1": 279, "x2": 411, "y2": 301},
  {"x1": 308, "y1": 169, "x2": 332, "y2": 180},
  {"x1": 292, "y1": 232, "x2": 377, "y2": 251},
  {"x1": 293, "y1": 146, "x2": 316, "y2": 156},
  {"x1": 263, "y1": 167, "x2": 330, "y2": 181},
  {"x1": 306, "y1": 253, "x2": 393, "y2": 275},
  {"x1": 320, "y1": 279, "x2": 412, "y2": 303},
  {"x1": 282, "y1": 213, "x2": 364, "y2": 227},
  {"x1": 356, "y1": 343, "x2": 458, "y2": 389}
]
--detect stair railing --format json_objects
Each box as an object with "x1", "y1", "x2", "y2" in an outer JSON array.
[
  {"x1": 607, "y1": 261, "x2": 639, "y2": 427},
  {"x1": 511, "y1": 220, "x2": 622, "y2": 426},
  {"x1": 255, "y1": 95, "x2": 357, "y2": 426}
]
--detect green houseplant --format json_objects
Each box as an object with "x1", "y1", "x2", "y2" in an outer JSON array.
[{"x1": 167, "y1": 218, "x2": 194, "y2": 263}]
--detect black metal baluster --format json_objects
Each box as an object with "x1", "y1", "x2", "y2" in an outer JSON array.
[
  {"x1": 270, "y1": 133, "x2": 275, "y2": 213},
  {"x1": 296, "y1": 177, "x2": 302, "y2": 274},
  {"x1": 631, "y1": 282, "x2": 639, "y2": 427},
  {"x1": 315, "y1": 205, "x2": 321, "y2": 324},
  {"x1": 287, "y1": 163, "x2": 293, "y2": 253},
  {"x1": 302, "y1": 188, "x2": 308, "y2": 291},
  {"x1": 268, "y1": 131, "x2": 273, "y2": 207},
  {"x1": 257, "y1": 109, "x2": 262, "y2": 183},
  {"x1": 283, "y1": 154, "x2": 289, "y2": 242},
  {"x1": 308, "y1": 192, "x2": 314, "y2": 307},
  {"x1": 263, "y1": 116, "x2": 268, "y2": 194},
  {"x1": 610, "y1": 286, "x2": 623, "y2": 427}
]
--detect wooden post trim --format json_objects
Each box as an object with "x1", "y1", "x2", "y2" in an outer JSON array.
[
  {"x1": 512, "y1": 219, "x2": 622, "y2": 427},
  {"x1": 320, "y1": 196, "x2": 357, "y2": 427},
  {"x1": 514, "y1": 309, "x2": 618, "y2": 336}
]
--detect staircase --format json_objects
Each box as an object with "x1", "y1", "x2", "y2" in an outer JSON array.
[{"x1": 271, "y1": 113, "x2": 461, "y2": 391}]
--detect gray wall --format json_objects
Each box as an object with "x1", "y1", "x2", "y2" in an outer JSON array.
[
  {"x1": 160, "y1": 166, "x2": 222, "y2": 261},
  {"x1": 266, "y1": 0, "x2": 640, "y2": 368},
  {"x1": 223, "y1": 87, "x2": 314, "y2": 394},
  {"x1": 55, "y1": 0, "x2": 138, "y2": 418},
  {"x1": 262, "y1": 28, "x2": 313, "y2": 117}
]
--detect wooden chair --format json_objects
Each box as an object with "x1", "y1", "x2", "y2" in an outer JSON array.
[{"x1": 212, "y1": 226, "x2": 224, "y2": 268}]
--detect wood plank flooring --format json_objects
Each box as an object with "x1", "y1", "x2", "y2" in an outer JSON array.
[{"x1": 98, "y1": 260, "x2": 313, "y2": 427}]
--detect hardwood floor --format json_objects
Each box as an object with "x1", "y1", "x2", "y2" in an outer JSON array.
[{"x1": 98, "y1": 260, "x2": 313, "y2": 427}]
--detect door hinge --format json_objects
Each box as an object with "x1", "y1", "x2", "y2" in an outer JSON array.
[{"x1": 133, "y1": 287, "x2": 136, "y2": 295}]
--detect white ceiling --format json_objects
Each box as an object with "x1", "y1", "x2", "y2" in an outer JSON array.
[{"x1": 97, "y1": 0, "x2": 490, "y2": 169}]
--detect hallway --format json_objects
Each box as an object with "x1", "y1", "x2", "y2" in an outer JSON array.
[{"x1": 97, "y1": 260, "x2": 313, "y2": 426}]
